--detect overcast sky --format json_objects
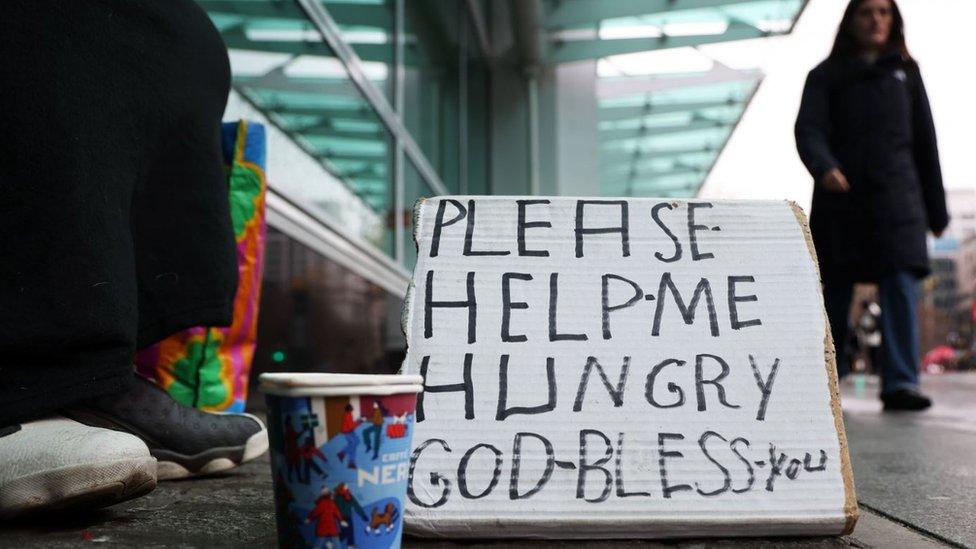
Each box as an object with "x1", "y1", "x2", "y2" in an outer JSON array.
[{"x1": 699, "y1": 0, "x2": 975, "y2": 212}]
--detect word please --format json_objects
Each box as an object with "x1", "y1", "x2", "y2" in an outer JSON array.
[{"x1": 429, "y1": 199, "x2": 719, "y2": 260}]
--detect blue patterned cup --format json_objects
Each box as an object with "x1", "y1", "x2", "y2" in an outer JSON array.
[{"x1": 260, "y1": 373, "x2": 423, "y2": 549}]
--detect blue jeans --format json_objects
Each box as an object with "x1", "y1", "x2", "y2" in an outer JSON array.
[
  {"x1": 340, "y1": 432, "x2": 359, "y2": 466},
  {"x1": 363, "y1": 423, "x2": 382, "y2": 459},
  {"x1": 824, "y1": 271, "x2": 920, "y2": 396}
]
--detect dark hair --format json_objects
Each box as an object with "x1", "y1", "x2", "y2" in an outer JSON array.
[{"x1": 829, "y1": 0, "x2": 912, "y2": 60}]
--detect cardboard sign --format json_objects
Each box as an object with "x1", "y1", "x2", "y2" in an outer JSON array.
[{"x1": 401, "y1": 197, "x2": 857, "y2": 539}]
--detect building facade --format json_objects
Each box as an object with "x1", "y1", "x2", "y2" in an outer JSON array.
[
  {"x1": 918, "y1": 189, "x2": 976, "y2": 353},
  {"x1": 194, "y1": 1, "x2": 808, "y2": 397}
]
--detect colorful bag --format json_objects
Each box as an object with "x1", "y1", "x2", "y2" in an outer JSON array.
[{"x1": 136, "y1": 120, "x2": 268, "y2": 412}]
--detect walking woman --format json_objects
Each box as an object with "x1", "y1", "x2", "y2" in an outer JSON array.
[{"x1": 795, "y1": 0, "x2": 948, "y2": 410}]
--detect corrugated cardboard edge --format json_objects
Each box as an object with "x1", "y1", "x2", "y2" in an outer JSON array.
[
  {"x1": 788, "y1": 201, "x2": 859, "y2": 535},
  {"x1": 398, "y1": 198, "x2": 428, "y2": 375}
]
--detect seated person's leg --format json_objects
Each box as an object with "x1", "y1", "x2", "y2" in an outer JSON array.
[
  {"x1": 0, "y1": 0, "x2": 155, "y2": 516},
  {"x1": 0, "y1": 0, "x2": 268, "y2": 517},
  {"x1": 61, "y1": 4, "x2": 269, "y2": 480}
]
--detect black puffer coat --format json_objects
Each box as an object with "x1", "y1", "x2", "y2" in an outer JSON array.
[{"x1": 795, "y1": 51, "x2": 948, "y2": 283}]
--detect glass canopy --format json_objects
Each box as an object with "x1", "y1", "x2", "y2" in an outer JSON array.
[
  {"x1": 539, "y1": 0, "x2": 807, "y2": 197},
  {"x1": 201, "y1": 0, "x2": 396, "y2": 231},
  {"x1": 201, "y1": 0, "x2": 807, "y2": 210}
]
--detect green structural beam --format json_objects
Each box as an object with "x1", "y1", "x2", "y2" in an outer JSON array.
[
  {"x1": 603, "y1": 167, "x2": 706, "y2": 183},
  {"x1": 200, "y1": 1, "x2": 393, "y2": 28},
  {"x1": 197, "y1": 0, "x2": 308, "y2": 21},
  {"x1": 321, "y1": 3, "x2": 394, "y2": 28},
  {"x1": 316, "y1": 151, "x2": 388, "y2": 163},
  {"x1": 599, "y1": 98, "x2": 743, "y2": 121},
  {"x1": 549, "y1": 22, "x2": 767, "y2": 64},
  {"x1": 544, "y1": 0, "x2": 761, "y2": 29},
  {"x1": 599, "y1": 119, "x2": 729, "y2": 142},
  {"x1": 603, "y1": 154, "x2": 713, "y2": 174},
  {"x1": 603, "y1": 177, "x2": 702, "y2": 195},
  {"x1": 237, "y1": 76, "x2": 361, "y2": 97},
  {"x1": 600, "y1": 145, "x2": 719, "y2": 164},
  {"x1": 298, "y1": 127, "x2": 386, "y2": 141},
  {"x1": 220, "y1": 22, "x2": 411, "y2": 67},
  {"x1": 272, "y1": 105, "x2": 377, "y2": 119},
  {"x1": 221, "y1": 27, "x2": 333, "y2": 55}
]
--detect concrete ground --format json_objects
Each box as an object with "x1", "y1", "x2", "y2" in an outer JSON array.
[
  {"x1": 2, "y1": 373, "x2": 972, "y2": 548},
  {"x1": 841, "y1": 372, "x2": 976, "y2": 548}
]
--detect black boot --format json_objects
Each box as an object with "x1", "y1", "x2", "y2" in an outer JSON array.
[
  {"x1": 881, "y1": 388, "x2": 932, "y2": 411},
  {"x1": 65, "y1": 374, "x2": 268, "y2": 480}
]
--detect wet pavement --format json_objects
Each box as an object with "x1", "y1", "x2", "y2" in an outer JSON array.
[
  {"x1": 0, "y1": 462, "x2": 945, "y2": 549},
  {"x1": 841, "y1": 372, "x2": 976, "y2": 548},
  {"x1": 2, "y1": 374, "x2": 971, "y2": 548}
]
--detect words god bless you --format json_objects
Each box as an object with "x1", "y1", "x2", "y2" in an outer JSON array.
[{"x1": 407, "y1": 199, "x2": 831, "y2": 508}]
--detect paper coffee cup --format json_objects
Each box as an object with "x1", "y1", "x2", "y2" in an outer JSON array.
[{"x1": 260, "y1": 373, "x2": 423, "y2": 549}]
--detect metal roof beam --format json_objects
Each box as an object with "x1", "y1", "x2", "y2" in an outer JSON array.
[
  {"x1": 302, "y1": 128, "x2": 386, "y2": 141},
  {"x1": 197, "y1": 1, "x2": 307, "y2": 21},
  {"x1": 318, "y1": 153, "x2": 387, "y2": 164},
  {"x1": 345, "y1": 182, "x2": 389, "y2": 191},
  {"x1": 222, "y1": 30, "x2": 404, "y2": 69},
  {"x1": 465, "y1": 0, "x2": 495, "y2": 60},
  {"x1": 603, "y1": 175, "x2": 704, "y2": 191},
  {"x1": 199, "y1": 1, "x2": 394, "y2": 28},
  {"x1": 604, "y1": 181, "x2": 700, "y2": 192},
  {"x1": 603, "y1": 155, "x2": 715, "y2": 174},
  {"x1": 600, "y1": 162, "x2": 708, "y2": 176},
  {"x1": 545, "y1": 0, "x2": 760, "y2": 29},
  {"x1": 338, "y1": 165, "x2": 386, "y2": 179},
  {"x1": 272, "y1": 105, "x2": 377, "y2": 120},
  {"x1": 600, "y1": 145, "x2": 718, "y2": 164},
  {"x1": 598, "y1": 64, "x2": 760, "y2": 99},
  {"x1": 221, "y1": 27, "x2": 334, "y2": 55},
  {"x1": 599, "y1": 119, "x2": 726, "y2": 142},
  {"x1": 599, "y1": 98, "x2": 740, "y2": 121},
  {"x1": 548, "y1": 22, "x2": 765, "y2": 64},
  {"x1": 511, "y1": 0, "x2": 545, "y2": 67},
  {"x1": 603, "y1": 159, "x2": 712, "y2": 176},
  {"x1": 237, "y1": 75, "x2": 361, "y2": 97},
  {"x1": 323, "y1": 3, "x2": 394, "y2": 28},
  {"x1": 343, "y1": 43, "x2": 406, "y2": 65}
]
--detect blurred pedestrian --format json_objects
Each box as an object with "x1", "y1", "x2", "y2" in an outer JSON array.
[
  {"x1": 855, "y1": 300, "x2": 883, "y2": 374},
  {"x1": 795, "y1": 0, "x2": 947, "y2": 411}
]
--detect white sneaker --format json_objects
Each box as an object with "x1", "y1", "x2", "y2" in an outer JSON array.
[{"x1": 0, "y1": 416, "x2": 157, "y2": 518}]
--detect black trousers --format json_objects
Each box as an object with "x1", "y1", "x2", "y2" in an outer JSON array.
[{"x1": 0, "y1": 1, "x2": 237, "y2": 425}]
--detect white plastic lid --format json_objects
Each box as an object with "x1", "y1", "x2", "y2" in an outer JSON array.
[{"x1": 258, "y1": 372, "x2": 424, "y2": 397}]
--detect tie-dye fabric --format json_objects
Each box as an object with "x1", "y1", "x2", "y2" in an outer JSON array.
[{"x1": 135, "y1": 120, "x2": 267, "y2": 412}]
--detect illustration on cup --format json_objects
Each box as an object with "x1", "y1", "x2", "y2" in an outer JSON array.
[{"x1": 268, "y1": 392, "x2": 416, "y2": 549}]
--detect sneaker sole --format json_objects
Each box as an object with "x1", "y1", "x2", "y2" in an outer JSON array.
[
  {"x1": 0, "y1": 457, "x2": 157, "y2": 519},
  {"x1": 155, "y1": 414, "x2": 269, "y2": 481}
]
